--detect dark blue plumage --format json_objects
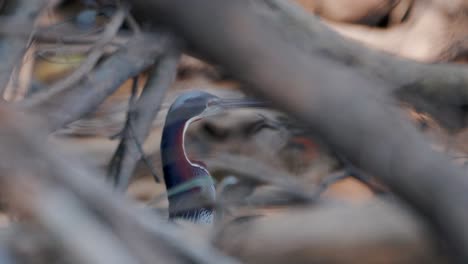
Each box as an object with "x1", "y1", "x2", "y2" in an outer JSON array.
[{"x1": 161, "y1": 91, "x2": 217, "y2": 224}]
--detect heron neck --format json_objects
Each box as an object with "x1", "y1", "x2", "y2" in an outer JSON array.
[
  {"x1": 161, "y1": 116, "x2": 215, "y2": 224},
  {"x1": 161, "y1": 116, "x2": 204, "y2": 189}
]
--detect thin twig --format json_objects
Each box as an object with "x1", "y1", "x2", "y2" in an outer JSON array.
[
  {"x1": 19, "y1": 33, "x2": 172, "y2": 132},
  {"x1": 25, "y1": 6, "x2": 127, "y2": 105},
  {"x1": 0, "y1": 18, "x2": 131, "y2": 45},
  {"x1": 109, "y1": 49, "x2": 181, "y2": 190}
]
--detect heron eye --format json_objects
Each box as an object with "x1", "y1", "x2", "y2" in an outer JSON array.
[{"x1": 206, "y1": 99, "x2": 216, "y2": 107}]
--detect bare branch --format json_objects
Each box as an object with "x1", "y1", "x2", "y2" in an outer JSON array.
[
  {"x1": 19, "y1": 32, "x2": 173, "y2": 132},
  {"x1": 108, "y1": 49, "x2": 180, "y2": 190},
  {"x1": 27, "y1": 6, "x2": 127, "y2": 103}
]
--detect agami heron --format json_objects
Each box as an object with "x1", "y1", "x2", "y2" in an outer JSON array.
[{"x1": 160, "y1": 91, "x2": 266, "y2": 224}]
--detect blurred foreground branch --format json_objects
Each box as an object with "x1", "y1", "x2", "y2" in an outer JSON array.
[
  {"x1": 136, "y1": 0, "x2": 468, "y2": 131},
  {"x1": 215, "y1": 201, "x2": 446, "y2": 264},
  {"x1": 0, "y1": 106, "x2": 240, "y2": 264},
  {"x1": 129, "y1": 0, "x2": 468, "y2": 261},
  {"x1": 0, "y1": 0, "x2": 45, "y2": 95}
]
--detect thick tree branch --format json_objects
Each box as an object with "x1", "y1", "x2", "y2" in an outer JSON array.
[
  {"x1": 137, "y1": 0, "x2": 468, "y2": 130},
  {"x1": 259, "y1": 0, "x2": 468, "y2": 131},
  {"x1": 215, "y1": 201, "x2": 446, "y2": 264}
]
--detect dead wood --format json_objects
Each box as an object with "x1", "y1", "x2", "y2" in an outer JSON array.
[
  {"x1": 215, "y1": 200, "x2": 447, "y2": 264},
  {"x1": 129, "y1": 0, "x2": 468, "y2": 261}
]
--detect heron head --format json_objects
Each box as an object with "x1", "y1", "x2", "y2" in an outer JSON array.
[{"x1": 167, "y1": 90, "x2": 268, "y2": 124}]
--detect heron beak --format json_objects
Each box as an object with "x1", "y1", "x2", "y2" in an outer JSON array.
[
  {"x1": 216, "y1": 98, "x2": 269, "y2": 109},
  {"x1": 200, "y1": 97, "x2": 269, "y2": 118}
]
